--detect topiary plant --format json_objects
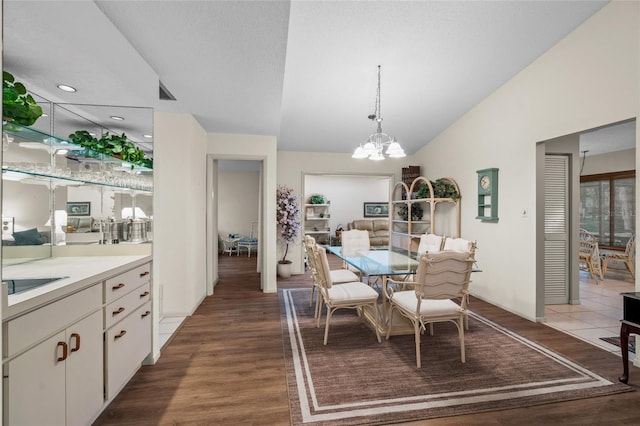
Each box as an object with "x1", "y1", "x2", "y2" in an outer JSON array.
[{"x1": 3, "y1": 71, "x2": 43, "y2": 126}]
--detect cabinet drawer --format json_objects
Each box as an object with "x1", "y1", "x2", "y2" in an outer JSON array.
[
  {"x1": 104, "y1": 282, "x2": 151, "y2": 330},
  {"x1": 6, "y1": 285, "x2": 101, "y2": 358},
  {"x1": 104, "y1": 263, "x2": 151, "y2": 304},
  {"x1": 105, "y1": 301, "x2": 152, "y2": 400}
]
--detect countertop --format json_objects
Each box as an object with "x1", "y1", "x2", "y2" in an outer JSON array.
[{"x1": 2, "y1": 255, "x2": 152, "y2": 320}]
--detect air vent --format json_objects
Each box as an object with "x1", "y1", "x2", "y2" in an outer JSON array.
[{"x1": 159, "y1": 81, "x2": 176, "y2": 101}]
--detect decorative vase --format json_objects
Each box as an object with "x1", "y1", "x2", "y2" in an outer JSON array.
[{"x1": 277, "y1": 261, "x2": 292, "y2": 278}]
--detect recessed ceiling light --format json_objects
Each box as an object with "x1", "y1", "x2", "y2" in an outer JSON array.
[
  {"x1": 56, "y1": 84, "x2": 76, "y2": 93},
  {"x1": 110, "y1": 116, "x2": 124, "y2": 121},
  {"x1": 41, "y1": 113, "x2": 48, "y2": 117},
  {"x1": 143, "y1": 134, "x2": 153, "y2": 139}
]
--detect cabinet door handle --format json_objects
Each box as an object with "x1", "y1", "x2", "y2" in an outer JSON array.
[
  {"x1": 70, "y1": 333, "x2": 81, "y2": 352},
  {"x1": 140, "y1": 291, "x2": 150, "y2": 298},
  {"x1": 140, "y1": 271, "x2": 150, "y2": 277},
  {"x1": 112, "y1": 283, "x2": 125, "y2": 290},
  {"x1": 56, "y1": 341, "x2": 68, "y2": 362},
  {"x1": 141, "y1": 310, "x2": 151, "y2": 318},
  {"x1": 114, "y1": 330, "x2": 127, "y2": 340},
  {"x1": 112, "y1": 307, "x2": 125, "y2": 316}
]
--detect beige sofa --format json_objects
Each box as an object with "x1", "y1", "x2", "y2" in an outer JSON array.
[{"x1": 347, "y1": 219, "x2": 389, "y2": 247}]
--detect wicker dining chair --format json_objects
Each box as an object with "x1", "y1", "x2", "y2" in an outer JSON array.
[
  {"x1": 304, "y1": 235, "x2": 359, "y2": 319},
  {"x1": 313, "y1": 243, "x2": 381, "y2": 345},
  {"x1": 385, "y1": 250, "x2": 475, "y2": 368}
]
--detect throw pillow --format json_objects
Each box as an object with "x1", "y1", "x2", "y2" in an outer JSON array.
[{"x1": 12, "y1": 228, "x2": 45, "y2": 246}]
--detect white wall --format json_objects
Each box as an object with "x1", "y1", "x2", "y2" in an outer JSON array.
[
  {"x1": 154, "y1": 112, "x2": 207, "y2": 320},
  {"x1": 218, "y1": 170, "x2": 260, "y2": 238},
  {"x1": 304, "y1": 174, "x2": 390, "y2": 234},
  {"x1": 410, "y1": 2, "x2": 639, "y2": 321},
  {"x1": 582, "y1": 148, "x2": 636, "y2": 176}
]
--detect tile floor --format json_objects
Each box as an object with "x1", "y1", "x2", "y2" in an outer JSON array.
[
  {"x1": 544, "y1": 268, "x2": 636, "y2": 362},
  {"x1": 159, "y1": 316, "x2": 187, "y2": 349}
]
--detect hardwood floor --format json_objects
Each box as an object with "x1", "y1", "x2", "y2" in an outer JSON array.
[{"x1": 95, "y1": 253, "x2": 640, "y2": 425}]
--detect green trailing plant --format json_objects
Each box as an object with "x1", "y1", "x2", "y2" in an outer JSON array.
[
  {"x1": 2, "y1": 71, "x2": 43, "y2": 126},
  {"x1": 68, "y1": 130, "x2": 152, "y2": 169},
  {"x1": 308, "y1": 194, "x2": 326, "y2": 204},
  {"x1": 415, "y1": 179, "x2": 460, "y2": 200}
]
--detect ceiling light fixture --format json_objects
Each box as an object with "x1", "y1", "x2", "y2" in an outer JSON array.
[
  {"x1": 110, "y1": 115, "x2": 124, "y2": 121},
  {"x1": 143, "y1": 134, "x2": 153, "y2": 139},
  {"x1": 353, "y1": 65, "x2": 405, "y2": 161},
  {"x1": 56, "y1": 84, "x2": 76, "y2": 93}
]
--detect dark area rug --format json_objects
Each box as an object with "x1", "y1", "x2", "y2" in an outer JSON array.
[
  {"x1": 600, "y1": 335, "x2": 636, "y2": 353},
  {"x1": 280, "y1": 288, "x2": 633, "y2": 426}
]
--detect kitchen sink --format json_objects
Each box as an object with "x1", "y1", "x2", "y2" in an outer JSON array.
[{"x1": 3, "y1": 277, "x2": 68, "y2": 295}]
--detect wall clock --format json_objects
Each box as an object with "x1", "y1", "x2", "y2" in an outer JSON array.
[{"x1": 476, "y1": 168, "x2": 498, "y2": 221}]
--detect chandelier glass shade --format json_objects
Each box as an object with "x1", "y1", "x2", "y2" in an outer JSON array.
[{"x1": 353, "y1": 65, "x2": 406, "y2": 160}]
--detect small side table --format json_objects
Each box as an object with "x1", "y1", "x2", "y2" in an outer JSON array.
[
  {"x1": 330, "y1": 235, "x2": 341, "y2": 246},
  {"x1": 619, "y1": 292, "x2": 640, "y2": 384}
]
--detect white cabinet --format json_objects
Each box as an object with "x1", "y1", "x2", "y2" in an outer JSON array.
[
  {"x1": 2, "y1": 259, "x2": 153, "y2": 425},
  {"x1": 4, "y1": 286, "x2": 103, "y2": 426},
  {"x1": 304, "y1": 203, "x2": 331, "y2": 244},
  {"x1": 103, "y1": 262, "x2": 152, "y2": 400}
]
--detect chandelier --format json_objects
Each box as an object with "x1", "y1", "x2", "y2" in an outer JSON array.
[{"x1": 352, "y1": 65, "x2": 406, "y2": 160}]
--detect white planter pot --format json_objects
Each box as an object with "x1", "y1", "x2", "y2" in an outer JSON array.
[{"x1": 277, "y1": 262, "x2": 292, "y2": 278}]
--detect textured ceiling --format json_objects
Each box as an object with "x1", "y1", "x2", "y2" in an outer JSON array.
[{"x1": 4, "y1": 0, "x2": 628, "y2": 157}]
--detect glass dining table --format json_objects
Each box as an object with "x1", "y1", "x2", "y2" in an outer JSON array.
[{"x1": 325, "y1": 246, "x2": 419, "y2": 335}]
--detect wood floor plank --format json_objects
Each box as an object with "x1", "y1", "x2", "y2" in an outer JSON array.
[{"x1": 95, "y1": 253, "x2": 640, "y2": 425}]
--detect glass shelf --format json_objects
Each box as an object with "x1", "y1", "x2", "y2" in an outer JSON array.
[
  {"x1": 3, "y1": 121, "x2": 152, "y2": 174},
  {"x1": 3, "y1": 122, "x2": 152, "y2": 192}
]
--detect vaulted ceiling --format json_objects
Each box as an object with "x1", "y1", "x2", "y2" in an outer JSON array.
[{"x1": 5, "y1": 1, "x2": 622, "y2": 157}]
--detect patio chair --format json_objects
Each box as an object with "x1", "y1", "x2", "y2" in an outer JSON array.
[
  {"x1": 602, "y1": 233, "x2": 635, "y2": 280},
  {"x1": 579, "y1": 228, "x2": 603, "y2": 281}
]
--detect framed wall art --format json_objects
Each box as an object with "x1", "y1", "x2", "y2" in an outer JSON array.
[
  {"x1": 363, "y1": 202, "x2": 389, "y2": 218},
  {"x1": 66, "y1": 202, "x2": 91, "y2": 216}
]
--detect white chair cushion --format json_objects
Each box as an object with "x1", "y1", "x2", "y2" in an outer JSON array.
[
  {"x1": 443, "y1": 237, "x2": 472, "y2": 252},
  {"x1": 392, "y1": 291, "x2": 462, "y2": 316},
  {"x1": 418, "y1": 234, "x2": 444, "y2": 255},
  {"x1": 341, "y1": 229, "x2": 371, "y2": 257},
  {"x1": 327, "y1": 281, "x2": 378, "y2": 303},
  {"x1": 329, "y1": 269, "x2": 360, "y2": 284}
]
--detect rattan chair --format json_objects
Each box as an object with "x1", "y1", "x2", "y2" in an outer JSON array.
[
  {"x1": 602, "y1": 233, "x2": 636, "y2": 279},
  {"x1": 385, "y1": 250, "x2": 475, "y2": 368},
  {"x1": 579, "y1": 229, "x2": 603, "y2": 281},
  {"x1": 313, "y1": 243, "x2": 381, "y2": 345}
]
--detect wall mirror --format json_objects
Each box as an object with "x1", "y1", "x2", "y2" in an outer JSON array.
[{"x1": 2, "y1": 101, "x2": 153, "y2": 266}]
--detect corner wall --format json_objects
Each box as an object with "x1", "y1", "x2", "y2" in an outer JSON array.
[{"x1": 154, "y1": 112, "x2": 208, "y2": 317}]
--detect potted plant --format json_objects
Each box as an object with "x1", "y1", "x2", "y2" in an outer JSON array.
[
  {"x1": 397, "y1": 203, "x2": 423, "y2": 221},
  {"x1": 2, "y1": 71, "x2": 43, "y2": 126},
  {"x1": 276, "y1": 185, "x2": 301, "y2": 278},
  {"x1": 308, "y1": 194, "x2": 325, "y2": 204}
]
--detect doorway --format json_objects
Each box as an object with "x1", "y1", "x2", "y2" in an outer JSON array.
[{"x1": 207, "y1": 158, "x2": 265, "y2": 295}]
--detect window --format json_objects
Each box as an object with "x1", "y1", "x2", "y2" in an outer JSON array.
[{"x1": 580, "y1": 170, "x2": 635, "y2": 250}]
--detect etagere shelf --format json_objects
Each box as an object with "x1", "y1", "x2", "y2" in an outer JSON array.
[{"x1": 390, "y1": 176, "x2": 461, "y2": 257}]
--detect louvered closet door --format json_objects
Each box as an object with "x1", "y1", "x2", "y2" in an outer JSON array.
[{"x1": 544, "y1": 154, "x2": 569, "y2": 304}]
